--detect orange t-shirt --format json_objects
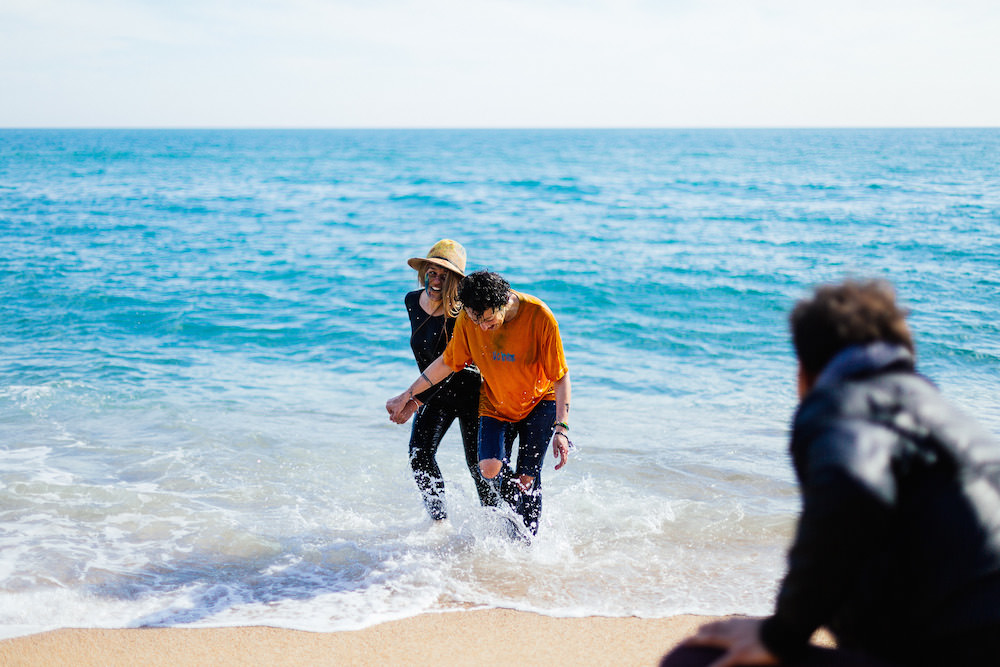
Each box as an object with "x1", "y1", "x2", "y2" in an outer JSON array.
[{"x1": 443, "y1": 291, "x2": 568, "y2": 422}]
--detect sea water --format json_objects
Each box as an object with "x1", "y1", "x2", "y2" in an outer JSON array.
[{"x1": 1, "y1": 129, "x2": 998, "y2": 639}]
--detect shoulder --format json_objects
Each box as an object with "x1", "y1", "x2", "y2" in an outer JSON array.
[
  {"x1": 451, "y1": 310, "x2": 472, "y2": 337},
  {"x1": 405, "y1": 290, "x2": 421, "y2": 307},
  {"x1": 797, "y1": 371, "x2": 931, "y2": 426},
  {"x1": 791, "y1": 372, "x2": 939, "y2": 483},
  {"x1": 791, "y1": 390, "x2": 897, "y2": 501},
  {"x1": 515, "y1": 291, "x2": 544, "y2": 309},
  {"x1": 515, "y1": 291, "x2": 557, "y2": 322}
]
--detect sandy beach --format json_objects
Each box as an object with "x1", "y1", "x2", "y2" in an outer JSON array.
[{"x1": 0, "y1": 610, "x2": 733, "y2": 666}]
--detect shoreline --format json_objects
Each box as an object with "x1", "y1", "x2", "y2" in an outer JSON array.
[{"x1": 0, "y1": 610, "x2": 728, "y2": 666}]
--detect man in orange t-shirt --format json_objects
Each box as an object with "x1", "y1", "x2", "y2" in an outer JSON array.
[{"x1": 387, "y1": 271, "x2": 571, "y2": 537}]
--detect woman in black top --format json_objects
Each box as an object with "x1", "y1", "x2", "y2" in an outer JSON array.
[{"x1": 401, "y1": 240, "x2": 493, "y2": 521}]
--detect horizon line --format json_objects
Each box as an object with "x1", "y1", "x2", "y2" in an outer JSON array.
[{"x1": 2, "y1": 125, "x2": 998, "y2": 132}]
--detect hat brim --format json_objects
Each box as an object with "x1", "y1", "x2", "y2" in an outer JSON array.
[{"x1": 407, "y1": 257, "x2": 465, "y2": 277}]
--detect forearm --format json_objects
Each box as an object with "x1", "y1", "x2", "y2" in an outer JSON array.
[
  {"x1": 763, "y1": 472, "x2": 891, "y2": 660},
  {"x1": 549, "y1": 373, "x2": 572, "y2": 470},
  {"x1": 554, "y1": 373, "x2": 571, "y2": 426},
  {"x1": 404, "y1": 356, "x2": 453, "y2": 404}
]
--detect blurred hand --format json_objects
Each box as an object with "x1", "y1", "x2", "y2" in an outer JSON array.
[{"x1": 683, "y1": 617, "x2": 778, "y2": 667}]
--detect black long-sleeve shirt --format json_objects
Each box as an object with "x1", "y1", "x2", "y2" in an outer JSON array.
[{"x1": 405, "y1": 290, "x2": 479, "y2": 410}]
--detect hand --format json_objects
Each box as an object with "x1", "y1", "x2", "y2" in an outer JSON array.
[
  {"x1": 386, "y1": 393, "x2": 418, "y2": 424},
  {"x1": 552, "y1": 431, "x2": 569, "y2": 470},
  {"x1": 682, "y1": 617, "x2": 778, "y2": 667},
  {"x1": 397, "y1": 398, "x2": 420, "y2": 423}
]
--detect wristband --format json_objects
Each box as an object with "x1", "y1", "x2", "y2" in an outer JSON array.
[{"x1": 553, "y1": 421, "x2": 569, "y2": 431}]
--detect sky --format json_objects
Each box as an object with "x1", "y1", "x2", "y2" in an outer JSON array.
[{"x1": 1, "y1": 0, "x2": 998, "y2": 128}]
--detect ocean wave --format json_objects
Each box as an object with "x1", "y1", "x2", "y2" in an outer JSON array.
[
  {"x1": 388, "y1": 193, "x2": 461, "y2": 208},
  {"x1": 2, "y1": 128, "x2": 999, "y2": 639}
]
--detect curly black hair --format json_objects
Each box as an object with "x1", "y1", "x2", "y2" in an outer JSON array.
[
  {"x1": 457, "y1": 270, "x2": 510, "y2": 316},
  {"x1": 790, "y1": 279, "x2": 914, "y2": 376}
]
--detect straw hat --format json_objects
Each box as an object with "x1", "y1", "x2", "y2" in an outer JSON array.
[{"x1": 407, "y1": 239, "x2": 467, "y2": 277}]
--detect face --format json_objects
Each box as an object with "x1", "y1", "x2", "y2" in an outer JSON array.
[
  {"x1": 423, "y1": 265, "x2": 451, "y2": 302},
  {"x1": 466, "y1": 304, "x2": 507, "y2": 331}
]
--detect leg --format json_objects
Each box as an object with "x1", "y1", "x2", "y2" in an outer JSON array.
[
  {"x1": 518, "y1": 472, "x2": 542, "y2": 536},
  {"x1": 477, "y1": 416, "x2": 509, "y2": 482},
  {"x1": 918, "y1": 624, "x2": 1000, "y2": 666},
  {"x1": 511, "y1": 400, "x2": 556, "y2": 536},
  {"x1": 477, "y1": 417, "x2": 524, "y2": 531},
  {"x1": 659, "y1": 646, "x2": 723, "y2": 667},
  {"x1": 408, "y1": 402, "x2": 453, "y2": 521},
  {"x1": 660, "y1": 645, "x2": 900, "y2": 667},
  {"x1": 458, "y1": 409, "x2": 492, "y2": 507}
]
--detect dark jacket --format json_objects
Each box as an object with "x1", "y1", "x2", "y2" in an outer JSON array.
[{"x1": 761, "y1": 343, "x2": 1000, "y2": 665}]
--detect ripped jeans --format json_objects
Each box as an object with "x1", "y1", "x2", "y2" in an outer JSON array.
[{"x1": 477, "y1": 399, "x2": 555, "y2": 535}]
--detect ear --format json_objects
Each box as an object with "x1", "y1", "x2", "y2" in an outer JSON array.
[{"x1": 797, "y1": 364, "x2": 816, "y2": 400}]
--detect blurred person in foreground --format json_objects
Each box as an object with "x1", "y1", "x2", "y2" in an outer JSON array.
[
  {"x1": 387, "y1": 270, "x2": 571, "y2": 538},
  {"x1": 664, "y1": 279, "x2": 1000, "y2": 667}
]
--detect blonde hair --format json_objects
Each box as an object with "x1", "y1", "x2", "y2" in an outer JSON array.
[{"x1": 416, "y1": 262, "x2": 462, "y2": 318}]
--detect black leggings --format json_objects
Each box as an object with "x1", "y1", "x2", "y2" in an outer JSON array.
[{"x1": 408, "y1": 399, "x2": 494, "y2": 520}]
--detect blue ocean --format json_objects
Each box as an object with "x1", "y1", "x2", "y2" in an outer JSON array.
[{"x1": 1, "y1": 129, "x2": 998, "y2": 639}]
